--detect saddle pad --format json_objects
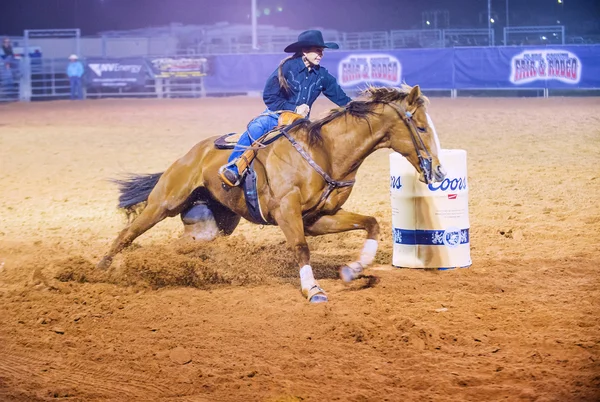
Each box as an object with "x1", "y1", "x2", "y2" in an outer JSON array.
[{"x1": 214, "y1": 129, "x2": 284, "y2": 150}]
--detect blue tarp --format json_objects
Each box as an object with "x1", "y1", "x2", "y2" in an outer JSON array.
[{"x1": 203, "y1": 45, "x2": 600, "y2": 93}]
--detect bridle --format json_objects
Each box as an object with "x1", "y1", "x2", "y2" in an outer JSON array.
[
  {"x1": 387, "y1": 102, "x2": 434, "y2": 184},
  {"x1": 279, "y1": 100, "x2": 435, "y2": 220}
]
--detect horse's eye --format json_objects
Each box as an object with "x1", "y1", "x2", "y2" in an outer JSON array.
[{"x1": 417, "y1": 127, "x2": 427, "y2": 133}]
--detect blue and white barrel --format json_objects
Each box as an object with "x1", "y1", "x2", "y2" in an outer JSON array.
[{"x1": 390, "y1": 149, "x2": 471, "y2": 269}]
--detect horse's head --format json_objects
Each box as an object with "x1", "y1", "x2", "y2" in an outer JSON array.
[{"x1": 367, "y1": 85, "x2": 446, "y2": 184}]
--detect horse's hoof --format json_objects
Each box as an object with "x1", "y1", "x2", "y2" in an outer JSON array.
[
  {"x1": 309, "y1": 293, "x2": 328, "y2": 303},
  {"x1": 339, "y1": 263, "x2": 363, "y2": 282},
  {"x1": 306, "y1": 285, "x2": 328, "y2": 303},
  {"x1": 97, "y1": 256, "x2": 112, "y2": 270},
  {"x1": 339, "y1": 266, "x2": 355, "y2": 283}
]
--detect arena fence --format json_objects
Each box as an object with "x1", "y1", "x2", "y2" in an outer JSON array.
[{"x1": 1, "y1": 45, "x2": 598, "y2": 103}]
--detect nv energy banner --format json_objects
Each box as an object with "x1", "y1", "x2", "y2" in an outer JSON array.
[{"x1": 86, "y1": 58, "x2": 146, "y2": 88}]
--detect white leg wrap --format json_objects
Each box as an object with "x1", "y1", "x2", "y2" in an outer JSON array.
[
  {"x1": 360, "y1": 239, "x2": 378, "y2": 267},
  {"x1": 299, "y1": 265, "x2": 316, "y2": 292},
  {"x1": 340, "y1": 261, "x2": 363, "y2": 282}
]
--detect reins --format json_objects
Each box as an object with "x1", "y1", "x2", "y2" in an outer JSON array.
[
  {"x1": 280, "y1": 120, "x2": 355, "y2": 219},
  {"x1": 273, "y1": 98, "x2": 434, "y2": 220}
]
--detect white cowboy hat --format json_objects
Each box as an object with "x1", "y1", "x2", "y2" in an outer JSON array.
[{"x1": 68, "y1": 54, "x2": 78, "y2": 60}]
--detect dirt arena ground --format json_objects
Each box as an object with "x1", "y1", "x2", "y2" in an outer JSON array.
[{"x1": 0, "y1": 95, "x2": 599, "y2": 401}]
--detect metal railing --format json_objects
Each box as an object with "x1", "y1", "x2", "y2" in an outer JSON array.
[
  {"x1": 3, "y1": 25, "x2": 581, "y2": 59},
  {"x1": 503, "y1": 26, "x2": 565, "y2": 46}
]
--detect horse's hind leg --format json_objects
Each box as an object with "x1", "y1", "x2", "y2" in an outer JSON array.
[
  {"x1": 98, "y1": 203, "x2": 167, "y2": 269},
  {"x1": 304, "y1": 209, "x2": 380, "y2": 282},
  {"x1": 181, "y1": 197, "x2": 241, "y2": 240}
]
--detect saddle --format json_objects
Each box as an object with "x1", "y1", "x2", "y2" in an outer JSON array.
[
  {"x1": 213, "y1": 111, "x2": 305, "y2": 225},
  {"x1": 213, "y1": 111, "x2": 305, "y2": 175},
  {"x1": 214, "y1": 111, "x2": 304, "y2": 149}
]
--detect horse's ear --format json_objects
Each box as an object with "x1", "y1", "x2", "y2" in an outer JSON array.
[{"x1": 407, "y1": 85, "x2": 421, "y2": 106}]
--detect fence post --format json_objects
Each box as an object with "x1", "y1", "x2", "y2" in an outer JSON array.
[
  {"x1": 19, "y1": 57, "x2": 31, "y2": 102},
  {"x1": 155, "y1": 78, "x2": 164, "y2": 98}
]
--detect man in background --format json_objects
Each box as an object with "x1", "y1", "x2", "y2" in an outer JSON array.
[
  {"x1": 1, "y1": 38, "x2": 14, "y2": 60},
  {"x1": 0, "y1": 59, "x2": 15, "y2": 99},
  {"x1": 66, "y1": 54, "x2": 84, "y2": 100}
]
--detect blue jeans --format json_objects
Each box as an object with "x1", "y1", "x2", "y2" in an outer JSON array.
[
  {"x1": 227, "y1": 111, "x2": 280, "y2": 167},
  {"x1": 70, "y1": 76, "x2": 83, "y2": 100}
]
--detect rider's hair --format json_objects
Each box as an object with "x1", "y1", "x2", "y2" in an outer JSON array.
[{"x1": 277, "y1": 52, "x2": 302, "y2": 96}]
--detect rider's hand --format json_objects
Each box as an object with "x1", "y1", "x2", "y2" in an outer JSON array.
[{"x1": 295, "y1": 104, "x2": 310, "y2": 117}]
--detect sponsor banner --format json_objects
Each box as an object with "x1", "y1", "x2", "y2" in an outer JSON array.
[
  {"x1": 323, "y1": 49, "x2": 454, "y2": 90},
  {"x1": 86, "y1": 58, "x2": 146, "y2": 88},
  {"x1": 510, "y1": 49, "x2": 581, "y2": 85},
  {"x1": 455, "y1": 46, "x2": 600, "y2": 89},
  {"x1": 147, "y1": 57, "x2": 208, "y2": 79},
  {"x1": 202, "y1": 45, "x2": 600, "y2": 93},
  {"x1": 337, "y1": 54, "x2": 401, "y2": 87}
]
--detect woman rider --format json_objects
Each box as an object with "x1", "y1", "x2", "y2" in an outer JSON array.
[{"x1": 219, "y1": 29, "x2": 352, "y2": 186}]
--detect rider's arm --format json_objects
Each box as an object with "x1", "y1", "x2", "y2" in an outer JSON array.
[
  {"x1": 263, "y1": 71, "x2": 297, "y2": 112},
  {"x1": 321, "y1": 69, "x2": 352, "y2": 107}
]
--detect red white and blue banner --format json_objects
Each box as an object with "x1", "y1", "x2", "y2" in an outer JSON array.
[{"x1": 146, "y1": 57, "x2": 208, "y2": 79}]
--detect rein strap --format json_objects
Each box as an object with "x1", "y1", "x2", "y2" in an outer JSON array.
[{"x1": 281, "y1": 123, "x2": 355, "y2": 218}]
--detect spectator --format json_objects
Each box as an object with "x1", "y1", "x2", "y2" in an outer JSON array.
[
  {"x1": 1, "y1": 38, "x2": 14, "y2": 60},
  {"x1": 1, "y1": 60, "x2": 15, "y2": 99},
  {"x1": 66, "y1": 54, "x2": 84, "y2": 100}
]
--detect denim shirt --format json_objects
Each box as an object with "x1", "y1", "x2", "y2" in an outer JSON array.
[
  {"x1": 67, "y1": 61, "x2": 85, "y2": 78},
  {"x1": 262, "y1": 56, "x2": 351, "y2": 113}
]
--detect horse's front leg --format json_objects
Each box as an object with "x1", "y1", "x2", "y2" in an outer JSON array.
[
  {"x1": 272, "y1": 191, "x2": 328, "y2": 303},
  {"x1": 305, "y1": 209, "x2": 380, "y2": 282}
]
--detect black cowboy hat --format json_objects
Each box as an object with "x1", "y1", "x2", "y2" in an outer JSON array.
[{"x1": 284, "y1": 30, "x2": 339, "y2": 53}]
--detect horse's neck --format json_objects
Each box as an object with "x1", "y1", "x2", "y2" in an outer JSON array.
[{"x1": 320, "y1": 109, "x2": 388, "y2": 180}]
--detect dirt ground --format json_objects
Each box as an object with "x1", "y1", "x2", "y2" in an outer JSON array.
[{"x1": 0, "y1": 95, "x2": 599, "y2": 401}]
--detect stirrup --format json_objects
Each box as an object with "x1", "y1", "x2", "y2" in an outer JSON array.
[{"x1": 218, "y1": 162, "x2": 242, "y2": 187}]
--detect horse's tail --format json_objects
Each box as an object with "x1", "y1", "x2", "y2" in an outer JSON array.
[{"x1": 111, "y1": 173, "x2": 163, "y2": 218}]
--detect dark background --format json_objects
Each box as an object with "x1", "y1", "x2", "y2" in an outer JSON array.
[{"x1": 0, "y1": 0, "x2": 599, "y2": 35}]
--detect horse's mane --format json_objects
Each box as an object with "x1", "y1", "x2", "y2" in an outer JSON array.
[{"x1": 295, "y1": 84, "x2": 429, "y2": 146}]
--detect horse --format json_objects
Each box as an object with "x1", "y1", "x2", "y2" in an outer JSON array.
[{"x1": 98, "y1": 84, "x2": 446, "y2": 303}]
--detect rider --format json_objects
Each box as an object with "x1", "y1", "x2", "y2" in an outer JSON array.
[{"x1": 219, "y1": 29, "x2": 352, "y2": 187}]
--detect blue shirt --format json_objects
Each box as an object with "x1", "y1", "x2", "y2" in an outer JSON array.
[
  {"x1": 262, "y1": 56, "x2": 351, "y2": 113},
  {"x1": 67, "y1": 61, "x2": 84, "y2": 78}
]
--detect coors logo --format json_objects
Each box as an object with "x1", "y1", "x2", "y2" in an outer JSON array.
[
  {"x1": 338, "y1": 54, "x2": 401, "y2": 86},
  {"x1": 510, "y1": 50, "x2": 581, "y2": 84}
]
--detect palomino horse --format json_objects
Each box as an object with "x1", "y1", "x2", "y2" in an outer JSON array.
[{"x1": 98, "y1": 84, "x2": 446, "y2": 303}]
